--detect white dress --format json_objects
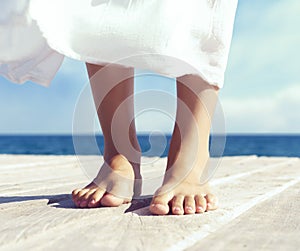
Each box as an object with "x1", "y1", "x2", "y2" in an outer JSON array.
[{"x1": 0, "y1": 0, "x2": 238, "y2": 88}]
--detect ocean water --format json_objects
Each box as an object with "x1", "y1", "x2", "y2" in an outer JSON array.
[{"x1": 0, "y1": 135, "x2": 299, "y2": 157}]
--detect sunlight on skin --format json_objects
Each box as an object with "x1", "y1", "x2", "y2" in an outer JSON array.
[{"x1": 72, "y1": 64, "x2": 219, "y2": 215}]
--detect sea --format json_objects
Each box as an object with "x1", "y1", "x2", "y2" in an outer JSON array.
[{"x1": 0, "y1": 134, "x2": 299, "y2": 157}]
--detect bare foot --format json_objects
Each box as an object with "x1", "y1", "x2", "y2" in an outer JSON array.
[
  {"x1": 150, "y1": 181, "x2": 218, "y2": 215},
  {"x1": 73, "y1": 63, "x2": 141, "y2": 208},
  {"x1": 150, "y1": 75, "x2": 219, "y2": 215},
  {"x1": 149, "y1": 152, "x2": 218, "y2": 215},
  {"x1": 72, "y1": 154, "x2": 136, "y2": 208}
]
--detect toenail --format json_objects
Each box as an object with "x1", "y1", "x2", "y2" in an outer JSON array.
[
  {"x1": 186, "y1": 206, "x2": 193, "y2": 211},
  {"x1": 197, "y1": 206, "x2": 204, "y2": 212},
  {"x1": 151, "y1": 204, "x2": 160, "y2": 208},
  {"x1": 207, "y1": 203, "x2": 211, "y2": 208},
  {"x1": 90, "y1": 199, "x2": 96, "y2": 204},
  {"x1": 173, "y1": 207, "x2": 181, "y2": 212}
]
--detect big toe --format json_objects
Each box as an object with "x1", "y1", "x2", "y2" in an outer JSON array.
[
  {"x1": 150, "y1": 194, "x2": 171, "y2": 215},
  {"x1": 205, "y1": 193, "x2": 218, "y2": 211}
]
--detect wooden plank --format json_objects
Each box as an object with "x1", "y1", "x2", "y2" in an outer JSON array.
[
  {"x1": 0, "y1": 157, "x2": 300, "y2": 250},
  {"x1": 187, "y1": 182, "x2": 300, "y2": 251},
  {"x1": 1, "y1": 155, "x2": 296, "y2": 196},
  {"x1": 1, "y1": 157, "x2": 299, "y2": 251}
]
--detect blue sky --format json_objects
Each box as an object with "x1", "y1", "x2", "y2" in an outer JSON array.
[{"x1": 0, "y1": 0, "x2": 299, "y2": 134}]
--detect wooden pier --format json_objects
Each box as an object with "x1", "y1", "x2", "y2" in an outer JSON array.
[{"x1": 1, "y1": 155, "x2": 299, "y2": 250}]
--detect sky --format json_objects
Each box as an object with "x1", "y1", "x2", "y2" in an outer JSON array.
[{"x1": 0, "y1": 0, "x2": 299, "y2": 135}]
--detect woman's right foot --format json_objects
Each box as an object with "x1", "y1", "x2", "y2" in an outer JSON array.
[{"x1": 72, "y1": 154, "x2": 137, "y2": 208}]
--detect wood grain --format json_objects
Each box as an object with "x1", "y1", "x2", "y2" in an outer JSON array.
[{"x1": 0, "y1": 155, "x2": 299, "y2": 251}]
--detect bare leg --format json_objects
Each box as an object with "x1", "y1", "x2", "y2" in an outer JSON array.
[
  {"x1": 150, "y1": 74, "x2": 219, "y2": 215},
  {"x1": 72, "y1": 63, "x2": 141, "y2": 208}
]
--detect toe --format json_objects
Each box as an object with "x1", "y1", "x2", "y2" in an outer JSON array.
[
  {"x1": 77, "y1": 189, "x2": 90, "y2": 198},
  {"x1": 150, "y1": 203, "x2": 169, "y2": 215},
  {"x1": 195, "y1": 194, "x2": 207, "y2": 213},
  {"x1": 79, "y1": 200, "x2": 88, "y2": 208},
  {"x1": 205, "y1": 193, "x2": 218, "y2": 211},
  {"x1": 184, "y1": 196, "x2": 196, "y2": 214},
  {"x1": 79, "y1": 189, "x2": 97, "y2": 208},
  {"x1": 71, "y1": 189, "x2": 80, "y2": 206},
  {"x1": 87, "y1": 188, "x2": 106, "y2": 207},
  {"x1": 100, "y1": 193, "x2": 126, "y2": 207},
  {"x1": 72, "y1": 188, "x2": 81, "y2": 198},
  {"x1": 72, "y1": 189, "x2": 88, "y2": 207},
  {"x1": 171, "y1": 195, "x2": 184, "y2": 215},
  {"x1": 72, "y1": 188, "x2": 83, "y2": 202},
  {"x1": 150, "y1": 193, "x2": 172, "y2": 215},
  {"x1": 75, "y1": 189, "x2": 90, "y2": 207}
]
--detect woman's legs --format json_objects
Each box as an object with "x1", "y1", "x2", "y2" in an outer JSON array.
[
  {"x1": 72, "y1": 63, "x2": 141, "y2": 207},
  {"x1": 72, "y1": 65, "x2": 219, "y2": 213},
  {"x1": 150, "y1": 74, "x2": 219, "y2": 215}
]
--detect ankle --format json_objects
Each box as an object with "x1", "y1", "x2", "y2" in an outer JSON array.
[
  {"x1": 103, "y1": 136, "x2": 141, "y2": 162},
  {"x1": 165, "y1": 149, "x2": 210, "y2": 182},
  {"x1": 104, "y1": 151, "x2": 141, "y2": 167}
]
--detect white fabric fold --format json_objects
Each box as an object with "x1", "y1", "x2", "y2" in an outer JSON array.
[{"x1": 0, "y1": 0, "x2": 238, "y2": 88}]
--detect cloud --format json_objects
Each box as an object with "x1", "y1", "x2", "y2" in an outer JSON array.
[
  {"x1": 223, "y1": 84, "x2": 300, "y2": 133},
  {"x1": 220, "y1": 0, "x2": 300, "y2": 134},
  {"x1": 226, "y1": 0, "x2": 300, "y2": 95}
]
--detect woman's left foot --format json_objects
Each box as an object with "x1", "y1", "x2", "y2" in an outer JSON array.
[
  {"x1": 150, "y1": 152, "x2": 218, "y2": 215},
  {"x1": 150, "y1": 75, "x2": 219, "y2": 215},
  {"x1": 150, "y1": 181, "x2": 218, "y2": 215}
]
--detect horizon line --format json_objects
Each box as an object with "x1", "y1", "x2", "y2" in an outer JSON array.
[{"x1": 0, "y1": 133, "x2": 299, "y2": 136}]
